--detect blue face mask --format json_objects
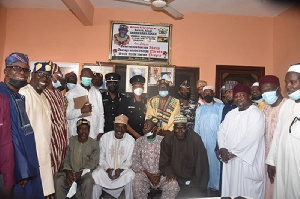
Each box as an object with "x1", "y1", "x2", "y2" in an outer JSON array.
[
  {"x1": 252, "y1": 98, "x2": 263, "y2": 103},
  {"x1": 262, "y1": 88, "x2": 279, "y2": 105},
  {"x1": 145, "y1": 132, "x2": 153, "y2": 137},
  {"x1": 159, "y1": 91, "x2": 169, "y2": 98},
  {"x1": 52, "y1": 80, "x2": 61, "y2": 89},
  {"x1": 81, "y1": 77, "x2": 92, "y2": 86},
  {"x1": 288, "y1": 89, "x2": 300, "y2": 101},
  {"x1": 67, "y1": 83, "x2": 76, "y2": 90}
]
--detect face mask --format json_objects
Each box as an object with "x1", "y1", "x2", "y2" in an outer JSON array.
[
  {"x1": 81, "y1": 77, "x2": 92, "y2": 87},
  {"x1": 52, "y1": 80, "x2": 61, "y2": 89},
  {"x1": 134, "y1": 88, "x2": 143, "y2": 96},
  {"x1": 180, "y1": 92, "x2": 190, "y2": 100},
  {"x1": 159, "y1": 91, "x2": 169, "y2": 97},
  {"x1": 262, "y1": 88, "x2": 278, "y2": 105},
  {"x1": 67, "y1": 83, "x2": 76, "y2": 90},
  {"x1": 145, "y1": 132, "x2": 153, "y2": 137},
  {"x1": 204, "y1": 95, "x2": 214, "y2": 103},
  {"x1": 252, "y1": 98, "x2": 263, "y2": 103},
  {"x1": 288, "y1": 89, "x2": 300, "y2": 101},
  {"x1": 8, "y1": 78, "x2": 28, "y2": 89},
  {"x1": 108, "y1": 84, "x2": 118, "y2": 93}
]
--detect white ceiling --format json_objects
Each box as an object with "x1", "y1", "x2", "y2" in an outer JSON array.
[{"x1": 0, "y1": 0, "x2": 294, "y2": 17}]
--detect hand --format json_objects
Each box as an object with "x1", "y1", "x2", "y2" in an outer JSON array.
[
  {"x1": 152, "y1": 173, "x2": 162, "y2": 186},
  {"x1": 106, "y1": 168, "x2": 115, "y2": 180},
  {"x1": 97, "y1": 133, "x2": 103, "y2": 141},
  {"x1": 267, "y1": 165, "x2": 276, "y2": 184},
  {"x1": 144, "y1": 170, "x2": 158, "y2": 186},
  {"x1": 17, "y1": 179, "x2": 28, "y2": 187},
  {"x1": 74, "y1": 170, "x2": 83, "y2": 181},
  {"x1": 166, "y1": 174, "x2": 176, "y2": 182},
  {"x1": 114, "y1": 169, "x2": 124, "y2": 179},
  {"x1": 65, "y1": 170, "x2": 74, "y2": 186},
  {"x1": 219, "y1": 148, "x2": 230, "y2": 163},
  {"x1": 216, "y1": 150, "x2": 222, "y2": 160},
  {"x1": 81, "y1": 103, "x2": 92, "y2": 113}
]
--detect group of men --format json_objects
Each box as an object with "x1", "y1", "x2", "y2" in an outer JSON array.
[{"x1": 0, "y1": 51, "x2": 299, "y2": 199}]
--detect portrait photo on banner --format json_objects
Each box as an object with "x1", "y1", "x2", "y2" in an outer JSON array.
[
  {"x1": 148, "y1": 65, "x2": 175, "y2": 86},
  {"x1": 125, "y1": 65, "x2": 148, "y2": 93}
]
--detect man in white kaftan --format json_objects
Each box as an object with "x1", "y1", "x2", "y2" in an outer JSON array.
[
  {"x1": 66, "y1": 68, "x2": 104, "y2": 140},
  {"x1": 92, "y1": 115, "x2": 135, "y2": 199},
  {"x1": 266, "y1": 64, "x2": 300, "y2": 199},
  {"x1": 19, "y1": 62, "x2": 54, "y2": 196},
  {"x1": 217, "y1": 83, "x2": 265, "y2": 199}
]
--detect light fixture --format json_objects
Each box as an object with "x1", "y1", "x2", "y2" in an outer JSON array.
[{"x1": 152, "y1": 0, "x2": 167, "y2": 8}]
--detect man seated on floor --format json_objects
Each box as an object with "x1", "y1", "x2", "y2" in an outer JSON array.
[
  {"x1": 92, "y1": 114, "x2": 135, "y2": 199},
  {"x1": 132, "y1": 115, "x2": 180, "y2": 199},
  {"x1": 159, "y1": 114, "x2": 209, "y2": 198},
  {"x1": 54, "y1": 118, "x2": 100, "y2": 199}
]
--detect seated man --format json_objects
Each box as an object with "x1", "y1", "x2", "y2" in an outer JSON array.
[
  {"x1": 159, "y1": 114, "x2": 209, "y2": 198},
  {"x1": 132, "y1": 115, "x2": 180, "y2": 199},
  {"x1": 92, "y1": 115, "x2": 135, "y2": 199},
  {"x1": 54, "y1": 118, "x2": 100, "y2": 199}
]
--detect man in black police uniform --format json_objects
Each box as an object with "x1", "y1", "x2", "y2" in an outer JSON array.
[
  {"x1": 124, "y1": 75, "x2": 147, "y2": 139},
  {"x1": 102, "y1": 73, "x2": 127, "y2": 133}
]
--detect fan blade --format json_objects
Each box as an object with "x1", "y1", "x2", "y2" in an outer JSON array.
[
  {"x1": 163, "y1": 5, "x2": 183, "y2": 19},
  {"x1": 113, "y1": 0, "x2": 151, "y2": 6}
]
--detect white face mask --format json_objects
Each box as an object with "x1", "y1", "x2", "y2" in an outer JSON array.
[
  {"x1": 288, "y1": 89, "x2": 300, "y2": 101},
  {"x1": 133, "y1": 87, "x2": 144, "y2": 96},
  {"x1": 145, "y1": 132, "x2": 153, "y2": 137}
]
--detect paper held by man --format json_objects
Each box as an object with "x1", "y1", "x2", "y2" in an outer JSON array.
[{"x1": 73, "y1": 95, "x2": 92, "y2": 117}]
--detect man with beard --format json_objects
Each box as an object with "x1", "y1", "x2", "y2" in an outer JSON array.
[
  {"x1": 66, "y1": 68, "x2": 104, "y2": 140},
  {"x1": 0, "y1": 53, "x2": 44, "y2": 198},
  {"x1": 102, "y1": 73, "x2": 127, "y2": 133},
  {"x1": 132, "y1": 115, "x2": 180, "y2": 198},
  {"x1": 19, "y1": 62, "x2": 54, "y2": 197},
  {"x1": 92, "y1": 115, "x2": 135, "y2": 199},
  {"x1": 91, "y1": 72, "x2": 103, "y2": 92},
  {"x1": 221, "y1": 81, "x2": 238, "y2": 121},
  {"x1": 266, "y1": 64, "x2": 300, "y2": 199},
  {"x1": 194, "y1": 86, "x2": 224, "y2": 196},
  {"x1": 43, "y1": 61, "x2": 68, "y2": 176},
  {"x1": 251, "y1": 82, "x2": 267, "y2": 111},
  {"x1": 178, "y1": 80, "x2": 197, "y2": 130},
  {"x1": 196, "y1": 80, "x2": 207, "y2": 105}
]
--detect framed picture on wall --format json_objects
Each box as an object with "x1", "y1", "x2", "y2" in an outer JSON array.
[
  {"x1": 83, "y1": 62, "x2": 115, "y2": 89},
  {"x1": 148, "y1": 65, "x2": 175, "y2": 86},
  {"x1": 109, "y1": 21, "x2": 172, "y2": 64},
  {"x1": 125, "y1": 65, "x2": 148, "y2": 93},
  {"x1": 29, "y1": 61, "x2": 80, "y2": 77}
]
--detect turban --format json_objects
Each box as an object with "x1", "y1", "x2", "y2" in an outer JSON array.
[
  {"x1": 65, "y1": 72, "x2": 77, "y2": 79},
  {"x1": 252, "y1": 82, "x2": 259, "y2": 87},
  {"x1": 233, "y1": 83, "x2": 251, "y2": 96},
  {"x1": 259, "y1": 75, "x2": 280, "y2": 86},
  {"x1": 115, "y1": 114, "x2": 128, "y2": 125},
  {"x1": 5, "y1": 52, "x2": 29, "y2": 66},
  {"x1": 76, "y1": 118, "x2": 90, "y2": 127},
  {"x1": 174, "y1": 114, "x2": 187, "y2": 123},
  {"x1": 203, "y1": 85, "x2": 214, "y2": 91},
  {"x1": 288, "y1": 63, "x2": 300, "y2": 73},
  {"x1": 33, "y1": 62, "x2": 52, "y2": 75},
  {"x1": 145, "y1": 115, "x2": 159, "y2": 126},
  {"x1": 225, "y1": 81, "x2": 238, "y2": 91},
  {"x1": 197, "y1": 80, "x2": 207, "y2": 88},
  {"x1": 180, "y1": 80, "x2": 190, "y2": 88}
]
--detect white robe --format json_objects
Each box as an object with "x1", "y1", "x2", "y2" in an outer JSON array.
[
  {"x1": 92, "y1": 131, "x2": 135, "y2": 189},
  {"x1": 19, "y1": 84, "x2": 54, "y2": 196},
  {"x1": 66, "y1": 84, "x2": 104, "y2": 139},
  {"x1": 218, "y1": 105, "x2": 265, "y2": 199},
  {"x1": 266, "y1": 99, "x2": 300, "y2": 199}
]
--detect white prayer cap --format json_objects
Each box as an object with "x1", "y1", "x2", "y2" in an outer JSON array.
[
  {"x1": 288, "y1": 63, "x2": 300, "y2": 73},
  {"x1": 203, "y1": 85, "x2": 214, "y2": 91},
  {"x1": 252, "y1": 82, "x2": 259, "y2": 87}
]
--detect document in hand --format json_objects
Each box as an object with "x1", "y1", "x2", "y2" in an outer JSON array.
[{"x1": 73, "y1": 95, "x2": 91, "y2": 118}]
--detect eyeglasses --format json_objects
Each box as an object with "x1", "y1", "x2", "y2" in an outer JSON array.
[
  {"x1": 35, "y1": 71, "x2": 51, "y2": 79},
  {"x1": 7, "y1": 65, "x2": 31, "y2": 73},
  {"x1": 289, "y1": 117, "x2": 300, "y2": 133}
]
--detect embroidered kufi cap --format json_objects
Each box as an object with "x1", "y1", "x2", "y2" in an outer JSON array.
[
  {"x1": 252, "y1": 82, "x2": 259, "y2": 87},
  {"x1": 203, "y1": 85, "x2": 214, "y2": 92},
  {"x1": 197, "y1": 80, "x2": 207, "y2": 88},
  {"x1": 115, "y1": 114, "x2": 128, "y2": 125},
  {"x1": 145, "y1": 115, "x2": 159, "y2": 126},
  {"x1": 76, "y1": 118, "x2": 90, "y2": 127},
  {"x1": 288, "y1": 63, "x2": 300, "y2": 73},
  {"x1": 225, "y1": 81, "x2": 238, "y2": 91},
  {"x1": 157, "y1": 79, "x2": 170, "y2": 86},
  {"x1": 5, "y1": 52, "x2": 29, "y2": 66},
  {"x1": 105, "y1": 73, "x2": 121, "y2": 82},
  {"x1": 33, "y1": 62, "x2": 52, "y2": 75},
  {"x1": 233, "y1": 83, "x2": 251, "y2": 96},
  {"x1": 180, "y1": 80, "x2": 190, "y2": 88},
  {"x1": 130, "y1": 75, "x2": 145, "y2": 85},
  {"x1": 174, "y1": 114, "x2": 187, "y2": 123},
  {"x1": 259, "y1": 75, "x2": 280, "y2": 86}
]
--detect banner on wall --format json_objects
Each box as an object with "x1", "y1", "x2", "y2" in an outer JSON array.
[{"x1": 109, "y1": 21, "x2": 172, "y2": 64}]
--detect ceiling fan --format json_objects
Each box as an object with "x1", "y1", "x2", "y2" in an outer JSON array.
[{"x1": 115, "y1": 0, "x2": 184, "y2": 19}]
